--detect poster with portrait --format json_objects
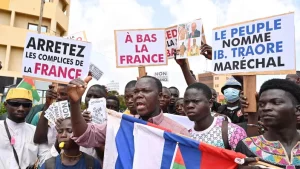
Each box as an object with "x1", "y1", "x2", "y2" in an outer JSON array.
[{"x1": 176, "y1": 19, "x2": 203, "y2": 59}]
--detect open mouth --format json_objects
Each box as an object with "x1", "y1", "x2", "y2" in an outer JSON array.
[{"x1": 136, "y1": 102, "x2": 146, "y2": 110}]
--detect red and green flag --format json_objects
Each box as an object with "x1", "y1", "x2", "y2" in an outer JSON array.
[
  {"x1": 17, "y1": 77, "x2": 40, "y2": 101},
  {"x1": 172, "y1": 147, "x2": 186, "y2": 169}
]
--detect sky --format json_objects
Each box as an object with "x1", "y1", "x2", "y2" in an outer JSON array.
[{"x1": 68, "y1": 0, "x2": 300, "y2": 97}]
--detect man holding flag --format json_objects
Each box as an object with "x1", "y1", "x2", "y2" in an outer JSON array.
[{"x1": 67, "y1": 75, "x2": 189, "y2": 148}]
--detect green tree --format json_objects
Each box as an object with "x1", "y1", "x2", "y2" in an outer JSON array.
[{"x1": 0, "y1": 103, "x2": 6, "y2": 116}]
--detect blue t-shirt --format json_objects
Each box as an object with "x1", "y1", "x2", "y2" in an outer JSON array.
[{"x1": 40, "y1": 154, "x2": 101, "y2": 169}]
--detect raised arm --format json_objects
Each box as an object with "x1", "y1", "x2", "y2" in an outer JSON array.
[
  {"x1": 33, "y1": 85, "x2": 56, "y2": 144},
  {"x1": 68, "y1": 76, "x2": 107, "y2": 147}
]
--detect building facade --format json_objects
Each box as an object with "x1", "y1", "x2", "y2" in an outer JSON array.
[
  {"x1": 197, "y1": 72, "x2": 231, "y2": 102},
  {"x1": 0, "y1": 0, "x2": 70, "y2": 101}
]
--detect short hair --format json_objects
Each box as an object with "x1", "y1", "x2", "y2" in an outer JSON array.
[
  {"x1": 140, "y1": 76, "x2": 162, "y2": 92},
  {"x1": 259, "y1": 79, "x2": 300, "y2": 105},
  {"x1": 175, "y1": 98, "x2": 184, "y2": 103},
  {"x1": 162, "y1": 86, "x2": 171, "y2": 95},
  {"x1": 186, "y1": 83, "x2": 212, "y2": 100},
  {"x1": 107, "y1": 95, "x2": 120, "y2": 107},
  {"x1": 125, "y1": 80, "x2": 137, "y2": 89},
  {"x1": 169, "y1": 86, "x2": 179, "y2": 92},
  {"x1": 90, "y1": 84, "x2": 106, "y2": 91}
]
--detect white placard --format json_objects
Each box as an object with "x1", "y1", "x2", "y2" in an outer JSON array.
[
  {"x1": 87, "y1": 98, "x2": 107, "y2": 124},
  {"x1": 154, "y1": 71, "x2": 168, "y2": 82},
  {"x1": 114, "y1": 29, "x2": 167, "y2": 67},
  {"x1": 57, "y1": 100, "x2": 70, "y2": 119},
  {"x1": 22, "y1": 32, "x2": 92, "y2": 83},
  {"x1": 176, "y1": 19, "x2": 203, "y2": 59},
  {"x1": 166, "y1": 26, "x2": 177, "y2": 59},
  {"x1": 212, "y1": 13, "x2": 295, "y2": 75}
]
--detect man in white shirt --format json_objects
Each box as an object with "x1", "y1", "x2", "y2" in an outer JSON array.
[{"x1": 0, "y1": 88, "x2": 49, "y2": 169}]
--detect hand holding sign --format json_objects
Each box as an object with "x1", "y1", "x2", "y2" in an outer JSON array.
[
  {"x1": 68, "y1": 75, "x2": 92, "y2": 103},
  {"x1": 200, "y1": 44, "x2": 212, "y2": 60}
]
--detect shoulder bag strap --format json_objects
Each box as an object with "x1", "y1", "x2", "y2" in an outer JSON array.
[
  {"x1": 83, "y1": 152, "x2": 94, "y2": 169},
  {"x1": 221, "y1": 120, "x2": 231, "y2": 150},
  {"x1": 4, "y1": 120, "x2": 21, "y2": 169}
]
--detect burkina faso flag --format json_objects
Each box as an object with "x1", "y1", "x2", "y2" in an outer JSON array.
[
  {"x1": 17, "y1": 77, "x2": 40, "y2": 101},
  {"x1": 172, "y1": 147, "x2": 186, "y2": 169}
]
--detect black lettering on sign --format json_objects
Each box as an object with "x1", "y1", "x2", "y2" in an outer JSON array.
[
  {"x1": 214, "y1": 56, "x2": 285, "y2": 72},
  {"x1": 77, "y1": 45, "x2": 85, "y2": 57},
  {"x1": 26, "y1": 37, "x2": 36, "y2": 49}
]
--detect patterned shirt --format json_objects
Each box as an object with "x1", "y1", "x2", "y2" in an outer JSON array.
[
  {"x1": 236, "y1": 135, "x2": 300, "y2": 168},
  {"x1": 190, "y1": 116, "x2": 247, "y2": 150}
]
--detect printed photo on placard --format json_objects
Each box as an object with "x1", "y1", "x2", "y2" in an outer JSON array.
[{"x1": 177, "y1": 19, "x2": 203, "y2": 59}]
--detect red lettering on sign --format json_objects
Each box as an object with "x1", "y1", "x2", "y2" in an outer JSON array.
[
  {"x1": 136, "y1": 34, "x2": 157, "y2": 43},
  {"x1": 34, "y1": 63, "x2": 82, "y2": 79},
  {"x1": 119, "y1": 54, "x2": 164, "y2": 65}
]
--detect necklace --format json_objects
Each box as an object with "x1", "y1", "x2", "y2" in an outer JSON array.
[{"x1": 61, "y1": 152, "x2": 82, "y2": 162}]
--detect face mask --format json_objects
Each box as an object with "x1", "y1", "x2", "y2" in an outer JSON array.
[{"x1": 224, "y1": 88, "x2": 240, "y2": 103}]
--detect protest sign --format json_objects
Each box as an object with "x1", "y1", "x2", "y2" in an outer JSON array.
[
  {"x1": 114, "y1": 28, "x2": 167, "y2": 67},
  {"x1": 176, "y1": 19, "x2": 203, "y2": 59},
  {"x1": 106, "y1": 81, "x2": 119, "y2": 92},
  {"x1": 63, "y1": 31, "x2": 87, "y2": 41},
  {"x1": 166, "y1": 26, "x2": 177, "y2": 59},
  {"x1": 212, "y1": 12, "x2": 295, "y2": 75},
  {"x1": 89, "y1": 63, "x2": 103, "y2": 80},
  {"x1": 154, "y1": 71, "x2": 168, "y2": 82},
  {"x1": 22, "y1": 32, "x2": 92, "y2": 83},
  {"x1": 87, "y1": 98, "x2": 107, "y2": 124}
]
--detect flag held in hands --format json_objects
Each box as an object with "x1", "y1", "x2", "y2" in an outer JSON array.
[
  {"x1": 103, "y1": 112, "x2": 246, "y2": 169},
  {"x1": 17, "y1": 77, "x2": 40, "y2": 101}
]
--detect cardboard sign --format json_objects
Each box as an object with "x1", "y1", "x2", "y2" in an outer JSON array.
[
  {"x1": 87, "y1": 98, "x2": 107, "y2": 124},
  {"x1": 177, "y1": 19, "x2": 203, "y2": 59},
  {"x1": 114, "y1": 28, "x2": 167, "y2": 67},
  {"x1": 212, "y1": 12, "x2": 295, "y2": 75},
  {"x1": 166, "y1": 26, "x2": 177, "y2": 59},
  {"x1": 22, "y1": 32, "x2": 92, "y2": 83},
  {"x1": 106, "y1": 81, "x2": 119, "y2": 92},
  {"x1": 63, "y1": 31, "x2": 87, "y2": 41},
  {"x1": 154, "y1": 71, "x2": 168, "y2": 82},
  {"x1": 89, "y1": 63, "x2": 103, "y2": 80}
]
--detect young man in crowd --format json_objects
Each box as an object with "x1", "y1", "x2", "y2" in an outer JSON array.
[
  {"x1": 218, "y1": 77, "x2": 244, "y2": 124},
  {"x1": 68, "y1": 75, "x2": 189, "y2": 148},
  {"x1": 236, "y1": 79, "x2": 300, "y2": 168},
  {"x1": 34, "y1": 84, "x2": 107, "y2": 162},
  {"x1": 123, "y1": 80, "x2": 138, "y2": 116},
  {"x1": 159, "y1": 86, "x2": 171, "y2": 113},
  {"x1": 168, "y1": 86, "x2": 180, "y2": 114},
  {"x1": 184, "y1": 83, "x2": 246, "y2": 150},
  {"x1": 0, "y1": 88, "x2": 49, "y2": 168},
  {"x1": 30, "y1": 84, "x2": 69, "y2": 126},
  {"x1": 210, "y1": 88, "x2": 221, "y2": 114},
  {"x1": 175, "y1": 98, "x2": 185, "y2": 116},
  {"x1": 41, "y1": 118, "x2": 101, "y2": 169},
  {"x1": 106, "y1": 95, "x2": 120, "y2": 112}
]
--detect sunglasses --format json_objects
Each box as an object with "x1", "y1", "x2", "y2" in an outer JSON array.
[{"x1": 7, "y1": 101, "x2": 32, "y2": 108}]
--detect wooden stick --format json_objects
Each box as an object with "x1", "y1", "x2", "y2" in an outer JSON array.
[
  {"x1": 138, "y1": 66, "x2": 146, "y2": 78},
  {"x1": 243, "y1": 76, "x2": 257, "y2": 112}
]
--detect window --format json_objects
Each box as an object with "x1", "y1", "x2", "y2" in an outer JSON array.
[
  {"x1": 215, "y1": 84, "x2": 219, "y2": 88},
  {"x1": 28, "y1": 23, "x2": 47, "y2": 33},
  {"x1": 215, "y1": 77, "x2": 219, "y2": 80}
]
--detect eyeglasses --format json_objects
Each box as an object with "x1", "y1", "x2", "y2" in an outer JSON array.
[{"x1": 6, "y1": 101, "x2": 32, "y2": 108}]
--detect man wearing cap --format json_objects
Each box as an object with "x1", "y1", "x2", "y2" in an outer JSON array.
[
  {"x1": 0, "y1": 88, "x2": 50, "y2": 169},
  {"x1": 217, "y1": 77, "x2": 245, "y2": 124}
]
